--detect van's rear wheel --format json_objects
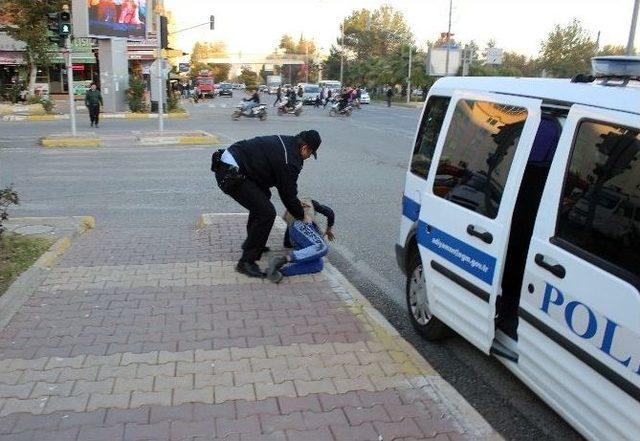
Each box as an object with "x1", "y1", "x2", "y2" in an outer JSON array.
[{"x1": 406, "y1": 252, "x2": 450, "y2": 340}]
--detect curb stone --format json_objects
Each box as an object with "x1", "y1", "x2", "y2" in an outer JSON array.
[
  {"x1": 0, "y1": 216, "x2": 95, "y2": 331},
  {"x1": 198, "y1": 213, "x2": 502, "y2": 440},
  {"x1": 2, "y1": 112, "x2": 189, "y2": 122}
]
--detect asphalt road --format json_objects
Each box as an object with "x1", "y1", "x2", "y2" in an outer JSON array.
[{"x1": 0, "y1": 95, "x2": 582, "y2": 441}]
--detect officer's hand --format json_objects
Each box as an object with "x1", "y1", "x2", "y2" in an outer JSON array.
[{"x1": 325, "y1": 229, "x2": 335, "y2": 242}]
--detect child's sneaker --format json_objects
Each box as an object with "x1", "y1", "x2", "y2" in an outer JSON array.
[{"x1": 267, "y1": 256, "x2": 287, "y2": 283}]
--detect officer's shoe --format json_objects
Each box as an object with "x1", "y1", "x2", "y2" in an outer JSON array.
[{"x1": 235, "y1": 261, "x2": 265, "y2": 278}]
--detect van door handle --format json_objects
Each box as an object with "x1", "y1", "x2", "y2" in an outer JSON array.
[
  {"x1": 466, "y1": 225, "x2": 493, "y2": 244},
  {"x1": 534, "y1": 254, "x2": 566, "y2": 279}
]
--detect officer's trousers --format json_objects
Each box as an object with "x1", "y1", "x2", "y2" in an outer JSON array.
[{"x1": 215, "y1": 169, "x2": 275, "y2": 263}]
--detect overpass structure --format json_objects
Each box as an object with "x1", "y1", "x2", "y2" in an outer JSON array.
[{"x1": 202, "y1": 53, "x2": 307, "y2": 65}]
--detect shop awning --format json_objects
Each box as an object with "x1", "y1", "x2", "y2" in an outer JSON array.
[{"x1": 0, "y1": 51, "x2": 25, "y2": 65}]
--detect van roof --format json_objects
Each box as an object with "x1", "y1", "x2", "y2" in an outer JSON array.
[{"x1": 431, "y1": 76, "x2": 640, "y2": 115}]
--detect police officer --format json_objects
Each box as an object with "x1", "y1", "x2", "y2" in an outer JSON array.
[{"x1": 211, "y1": 130, "x2": 322, "y2": 277}]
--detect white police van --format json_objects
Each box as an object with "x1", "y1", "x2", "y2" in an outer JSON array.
[{"x1": 395, "y1": 56, "x2": 640, "y2": 441}]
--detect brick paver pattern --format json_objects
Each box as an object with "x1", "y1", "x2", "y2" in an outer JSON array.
[{"x1": 0, "y1": 215, "x2": 465, "y2": 440}]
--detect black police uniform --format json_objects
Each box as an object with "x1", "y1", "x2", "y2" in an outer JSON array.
[{"x1": 213, "y1": 135, "x2": 306, "y2": 265}]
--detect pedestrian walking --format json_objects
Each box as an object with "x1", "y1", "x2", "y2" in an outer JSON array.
[
  {"x1": 323, "y1": 88, "x2": 332, "y2": 108},
  {"x1": 273, "y1": 85, "x2": 282, "y2": 107},
  {"x1": 85, "y1": 83, "x2": 103, "y2": 127},
  {"x1": 386, "y1": 85, "x2": 393, "y2": 107},
  {"x1": 210, "y1": 130, "x2": 322, "y2": 277},
  {"x1": 266, "y1": 198, "x2": 335, "y2": 283}
]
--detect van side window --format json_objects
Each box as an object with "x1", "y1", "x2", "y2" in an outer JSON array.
[
  {"x1": 433, "y1": 100, "x2": 528, "y2": 218},
  {"x1": 556, "y1": 120, "x2": 640, "y2": 278},
  {"x1": 410, "y1": 96, "x2": 451, "y2": 179}
]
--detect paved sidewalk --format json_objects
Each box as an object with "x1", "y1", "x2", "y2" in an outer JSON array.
[{"x1": 0, "y1": 214, "x2": 499, "y2": 440}]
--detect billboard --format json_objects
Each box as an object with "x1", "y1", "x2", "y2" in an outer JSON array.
[
  {"x1": 88, "y1": 0, "x2": 148, "y2": 39},
  {"x1": 427, "y1": 47, "x2": 462, "y2": 76}
]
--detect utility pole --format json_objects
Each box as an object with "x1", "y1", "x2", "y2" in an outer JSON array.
[
  {"x1": 406, "y1": 44, "x2": 412, "y2": 104},
  {"x1": 156, "y1": 4, "x2": 164, "y2": 134},
  {"x1": 627, "y1": 0, "x2": 639, "y2": 55},
  {"x1": 305, "y1": 44, "x2": 309, "y2": 83},
  {"x1": 444, "y1": 0, "x2": 453, "y2": 76},
  {"x1": 339, "y1": 18, "x2": 344, "y2": 84}
]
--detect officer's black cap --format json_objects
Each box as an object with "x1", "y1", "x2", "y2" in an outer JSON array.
[{"x1": 298, "y1": 130, "x2": 321, "y2": 159}]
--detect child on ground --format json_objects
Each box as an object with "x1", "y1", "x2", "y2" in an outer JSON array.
[{"x1": 266, "y1": 198, "x2": 335, "y2": 283}]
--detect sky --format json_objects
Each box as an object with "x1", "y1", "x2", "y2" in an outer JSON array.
[{"x1": 164, "y1": 0, "x2": 638, "y2": 59}]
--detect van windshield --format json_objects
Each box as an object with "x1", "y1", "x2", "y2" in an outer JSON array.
[{"x1": 304, "y1": 86, "x2": 320, "y2": 93}]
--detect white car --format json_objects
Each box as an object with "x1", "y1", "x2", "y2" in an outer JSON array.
[
  {"x1": 359, "y1": 91, "x2": 370, "y2": 104},
  {"x1": 396, "y1": 56, "x2": 640, "y2": 441}
]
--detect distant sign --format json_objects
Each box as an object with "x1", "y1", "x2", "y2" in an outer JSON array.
[
  {"x1": 485, "y1": 48, "x2": 504, "y2": 65},
  {"x1": 427, "y1": 47, "x2": 462, "y2": 76},
  {"x1": 179, "y1": 63, "x2": 190, "y2": 73}
]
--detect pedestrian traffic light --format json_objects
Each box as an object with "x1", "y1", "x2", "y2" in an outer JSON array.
[
  {"x1": 210, "y1": 15, "x2": 215, "y2": 30},
  {"x1": 59, "y1": 8, "x2": 72, "y2": 37},
  {"x1": 46, "y1": 6, "x2": 72, "y2": 46}
]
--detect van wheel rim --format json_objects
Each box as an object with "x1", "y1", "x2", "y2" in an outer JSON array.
[{"x1": 409, "y1": 264, "x2": 431, "y2": 325}]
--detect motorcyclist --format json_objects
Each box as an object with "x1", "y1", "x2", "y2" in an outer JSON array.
[
  {"x1": 285, "y1": 87, "x2": 298, "y2": 109},
  {"x1": 242, "y1": 88, "x2": 260, "y2": 113},
  {"x1": 337, "y1": 88, "x2": 350, "y2": 111}
]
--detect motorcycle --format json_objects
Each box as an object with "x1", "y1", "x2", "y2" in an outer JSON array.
[
  {"x1": 232, "y1": 102, "x2": 267, "y2": 121},
  {"x1": 277, "y1": 98, "x2": 303, "y2": 116},
  {"x1": 328, "y1": 101, "x2": 352, "y2": 117}
]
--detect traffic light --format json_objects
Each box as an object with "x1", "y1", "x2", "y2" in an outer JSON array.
[
  {"x1": 47, "y1": 12, "x2": 61, "y2": 45},
  {"x1": 46, "y1": 6, "x2": 72, "y2": 47},
  {"x1": 160, "y1": 16, "x2": 169, "y2": 49},
  {"x1": 210, "y1": 15, "x2": 215, "y2": 30},
  {"x1": 59, "y1": 8, "x2": 72, "y2": 37}
]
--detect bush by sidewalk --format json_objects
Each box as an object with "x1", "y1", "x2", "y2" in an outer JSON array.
[
  {"x1": 0, "y1": 185, "x2": 54, "y2": 295},
  {"x1": 0, "y1": 233, "x2": 54, "y2": 295}
]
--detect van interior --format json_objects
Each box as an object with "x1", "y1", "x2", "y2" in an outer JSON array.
[{"x1": 496, "y1": 107, "x2": 569, "y2": 341}]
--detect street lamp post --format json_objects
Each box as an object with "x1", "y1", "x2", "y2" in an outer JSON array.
[
  {"x1": 156, "y1": 9, "x2": 164, "y2": 134},
  {"x1": 406, "y1": 44, "x2": 412, "y2": 104},
  {"x1": 628, "y1": 0, "x2": 639, "y2": 55},
  {"x1": 444, "y1": 0, "x2": 453, "y2": 76}
]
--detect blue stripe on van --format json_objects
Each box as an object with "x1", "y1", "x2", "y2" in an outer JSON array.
[
  {"x1": 417, "y1": 221, "x2": 496, "y2": 286},
  {"x1": 402, "y1": 196, "x2": 420, "y2": 222}
]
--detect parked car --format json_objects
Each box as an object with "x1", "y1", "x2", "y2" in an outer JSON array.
[
  {"x1": 218, "y1": 83, "x2": 233, "y2": 97},
  {"x1": 360, "y1": 90, "x2": 371, "y2": 104}
]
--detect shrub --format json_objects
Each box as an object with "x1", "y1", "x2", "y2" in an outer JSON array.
[
  {"x1": 126, "y1": 76, "x2": 147, "y2": 113},
  {"x1": 40, "y1": 97, "x2": 54, "y2": 113},
  {"x1": 0, "y1": 186, "x2": 19, "y2": 239},
  {"x1": 167, "y1": 90, "x2": 183, "y2": 113}
]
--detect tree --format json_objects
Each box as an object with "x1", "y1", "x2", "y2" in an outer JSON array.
[
  {"x1": 539, "y1": 19, "x2": 598, "y2": 78},
  {"x1": 279, "y1": 35, "x2": 296, "y2": 54},
  {"x1": 3, "y1": 0, "x2": 64, "y2": 96},
  {"x1": 237, "y1": 68, "x2": 258, "y2": 88},
  {"x1": 322, "y1": 5, "x2": 415, "y2": 88},
  {"x1": 189, "y1": 41, "x2": 231, "y2": 82},
  {"x1": 598, "y1": 44, "x2": 626, "y2": 56},
  {"x1": 341, "y1": 5, "x2": 413, "y2": 59}
]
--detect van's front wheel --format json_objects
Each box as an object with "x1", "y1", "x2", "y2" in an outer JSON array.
[{"x1": 406, "y1": 253, "x2": 450, "y2": 340}]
